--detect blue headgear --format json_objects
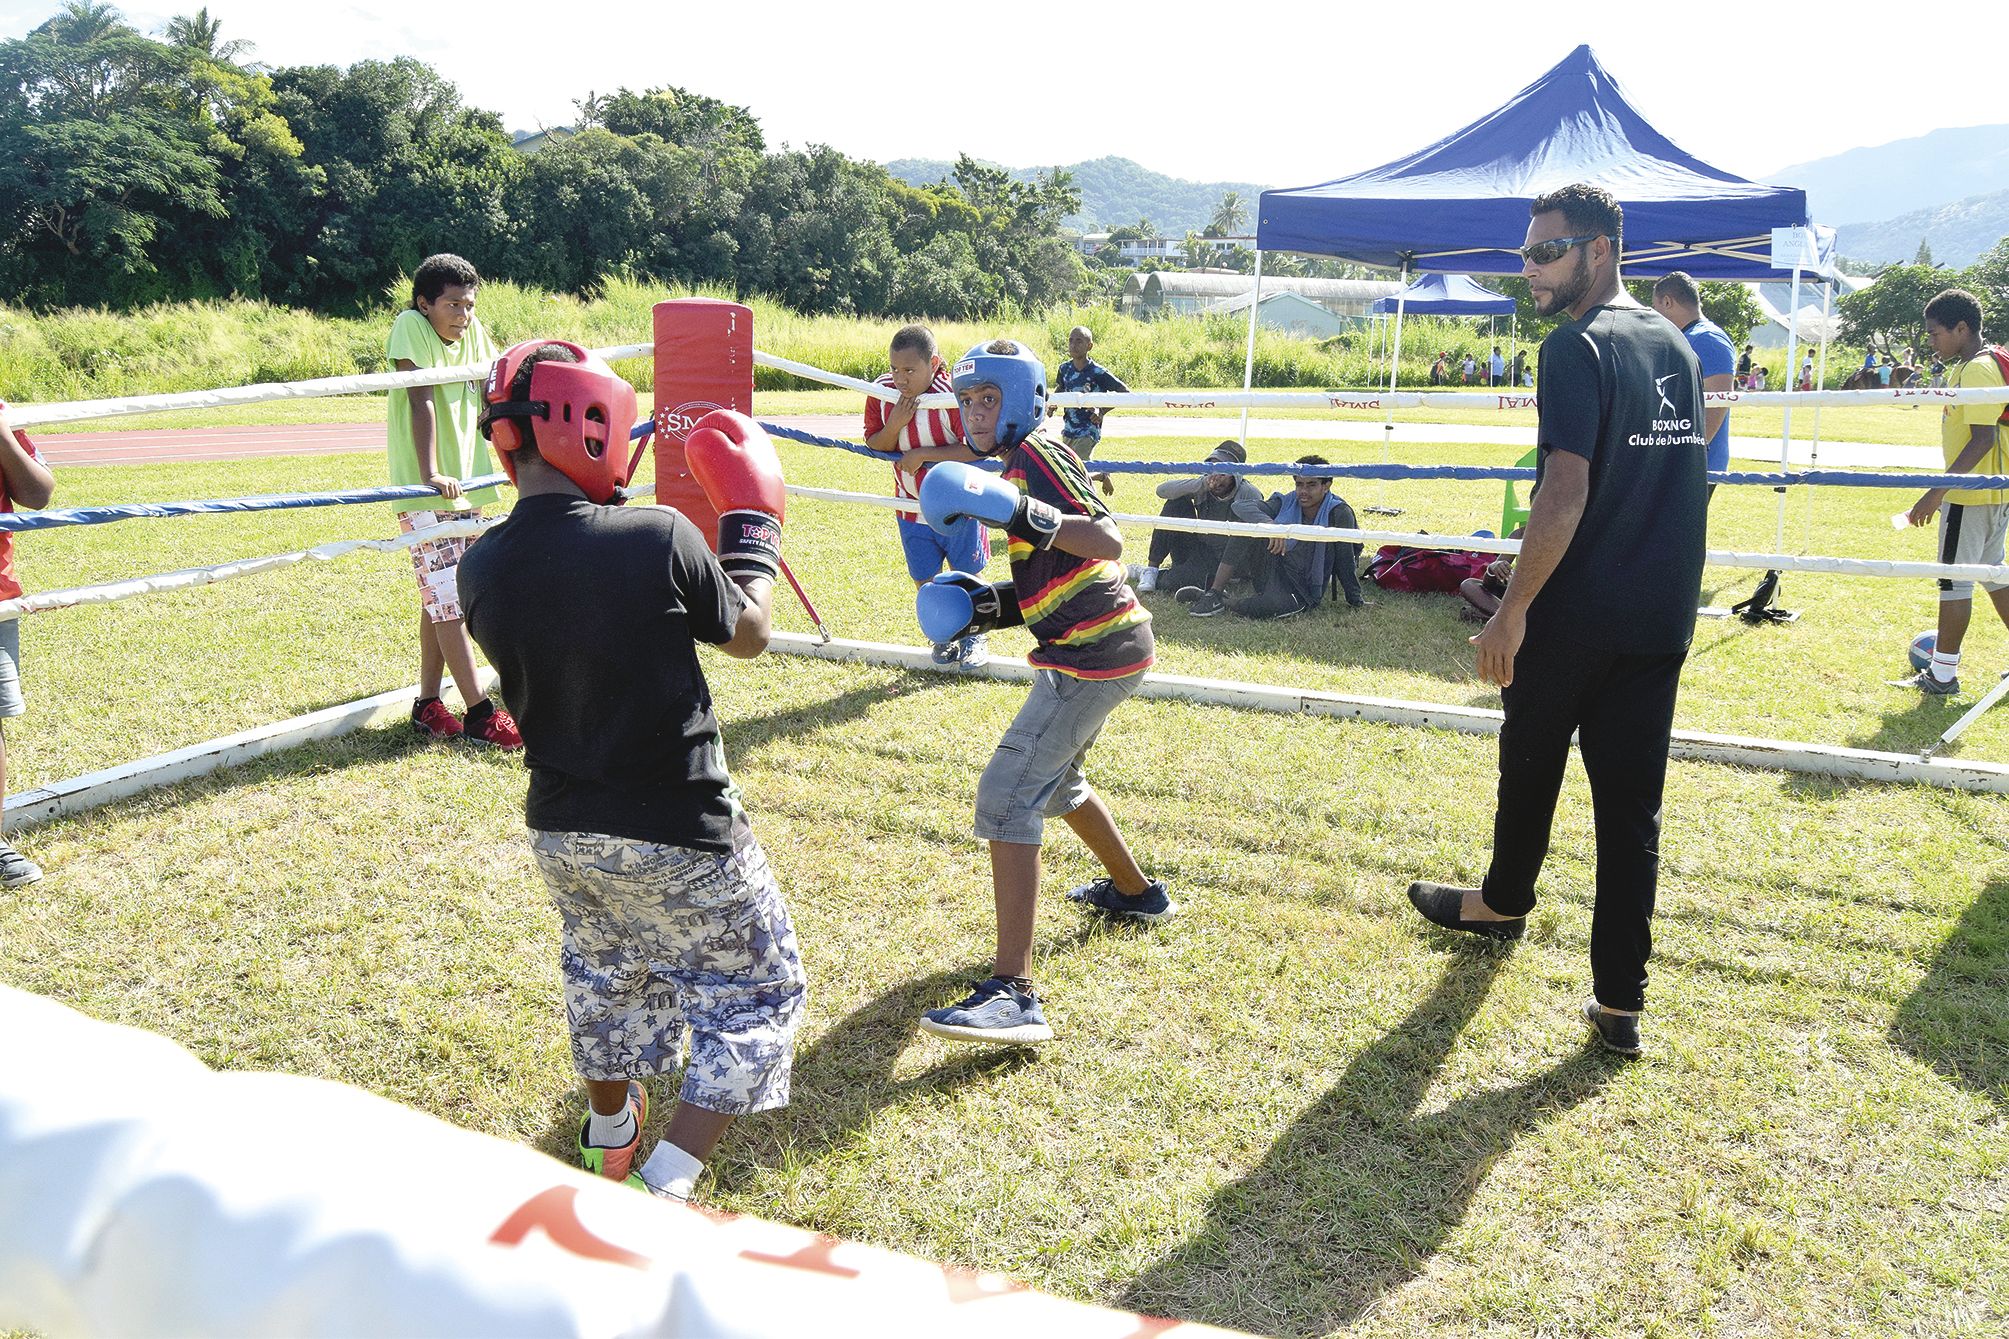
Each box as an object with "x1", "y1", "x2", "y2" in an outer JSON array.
[{"x1": 950, "y1": 340, "x2": 1047, "y2": 454}]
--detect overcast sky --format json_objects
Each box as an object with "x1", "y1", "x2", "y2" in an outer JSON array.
[{"x1": 1, "y1": 0, "x2": 1982, "y2": 188}]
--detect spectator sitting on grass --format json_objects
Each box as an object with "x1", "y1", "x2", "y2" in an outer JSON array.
[
  {"x1": 1129, "y1": 441, "x2": 1270, "y2": 593},
  {"x1": 1180, "y1": 454, "x2": 1366, "y2": 619}
]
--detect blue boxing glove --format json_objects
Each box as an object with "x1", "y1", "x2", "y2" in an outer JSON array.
[
  {"x1": 917, "y1": 461, "x2": 1062, "y2": 549},
  {"x1": 916, "y1": 572, "x2": 1026, "y2": 645}
]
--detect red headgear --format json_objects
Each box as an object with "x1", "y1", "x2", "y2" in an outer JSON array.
[{"x1": 478, "y1": 340, "x2": 642, "y2": 504}]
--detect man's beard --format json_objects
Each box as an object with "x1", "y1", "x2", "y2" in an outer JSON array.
[{"x1": 1537, "y1": 249, "x2": 1594, "y2": 317}]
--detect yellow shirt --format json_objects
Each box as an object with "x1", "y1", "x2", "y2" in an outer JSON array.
[{"x1": 1942, "y1": 351, "x2": 2009, "y2": 506}]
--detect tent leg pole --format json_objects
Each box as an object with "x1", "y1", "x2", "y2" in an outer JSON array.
[
  {"x1": 1807, "y1": 276, "x2": 1834, "y2": 549},
  {"x1": 1384, "y1": 261, "x2": 1408, "y2": 470},
  {"x1": 1238, "y1": 250, "x2": 1264, "y2": 446},
  {"x1": 1742, "y1": 260, "x2": 1803, "y2": 626}
]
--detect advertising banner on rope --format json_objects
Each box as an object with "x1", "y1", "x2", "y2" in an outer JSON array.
[{"x1": 0, "y1": 986, "x2": 1240, "y2": 1338}]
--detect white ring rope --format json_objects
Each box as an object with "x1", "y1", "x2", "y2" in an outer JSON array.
[
  {"x1": 14, "y1": 340, "x2": 2001, "y2": 428},
  {"x1": 7, "y1": 344, "x2": 654, "y2": 428},
  {"x1": 784, "y1": 484, "x2": 2009, "y2": 584},
  {"x1": 0, "y1": 519, "x2": 486, "y2": 623}
]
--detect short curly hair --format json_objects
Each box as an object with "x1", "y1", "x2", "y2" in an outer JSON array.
[{"x1": 1529, "y1": 183, "x2": 1623, "y2": 250}]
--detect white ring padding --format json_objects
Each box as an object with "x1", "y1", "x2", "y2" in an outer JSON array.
[
  {"x1": 782, "y1": 483, "x2": 2009, "y2": 584},
  {"x1": 0, "y1": 519, "x2": 487, "y2": 623},
  {"x1": 7, "y1": 344, "x2": 653, "y2": 428},
  {"x1": 763, "y1": 633, "x2": 2009, "y2": 794}
]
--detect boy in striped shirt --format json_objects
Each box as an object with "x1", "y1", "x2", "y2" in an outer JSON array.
[
  {"x1": 908, "y1": 339, "x2": 1172, "y2": 1046},
  {"x1": 863, "y1": 325, "x2": 991, "y2": 666}
]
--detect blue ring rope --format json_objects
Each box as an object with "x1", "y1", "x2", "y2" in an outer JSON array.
[{"x1": 2, "y1": 417, "x2": 1991, "y2": 535}]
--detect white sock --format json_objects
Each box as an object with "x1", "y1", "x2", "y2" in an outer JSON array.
[
  {"x1": 1932, "y1": 649, "x2": 1962, "y2": 683},
  {"x1": 586, "y1": 1103, "x2": 635, "y2": 1149},
  {"x1": 639, "y1": 1141, "x2": 704, "y2": 1200}
]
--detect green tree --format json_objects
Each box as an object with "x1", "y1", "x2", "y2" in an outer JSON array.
[
  {"x1": 267, "y1": 58, "x2": 522, "y2": 310},
  {"x1": 0, "y1": 8, "x2": 245, "y2": 304},
  {"x1": 1211, "y1": 191, "x2": 1247, "y2": 236},
  {"x1": 1957, "y1": 237, "x2": 2009, "y2": 330},
  {"x1": 162, "y1": 7, "x2": 250, "y2": 63},
  {"x1": 1914, "y1": 238, "x2": 1933, "y2": 267},
  {"x1": 1838, "y1": 264, "x2": 1949, "y2": 355}
]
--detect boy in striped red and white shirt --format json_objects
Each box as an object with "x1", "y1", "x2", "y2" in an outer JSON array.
[{"x1": 863, "y1": 325, "x2": 991, "y2": 665}]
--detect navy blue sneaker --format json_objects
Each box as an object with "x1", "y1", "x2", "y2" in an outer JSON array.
[
  {"x1": 1066, "y1": 876, "x2": 1177, "y2": 924},
  {"x1": 918, "y1": 977, "x2": 1052, "y2": 1045}
]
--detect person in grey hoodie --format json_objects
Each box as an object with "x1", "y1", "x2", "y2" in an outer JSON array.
[{"x1": 1129, "y1": 441, "x2": 1270, "y2": 595}]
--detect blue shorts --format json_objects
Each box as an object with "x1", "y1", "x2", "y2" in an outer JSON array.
[
  {"x1": 0, "y1": 620, "x2": 21, "y2": 719},
  {"x1": 899, "y1": 514, "x2": 987, "y2": 583}
]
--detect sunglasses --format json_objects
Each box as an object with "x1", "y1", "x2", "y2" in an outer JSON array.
[{"x1": 1519, "y1": 232, "x2": 1603, "y2": 266}]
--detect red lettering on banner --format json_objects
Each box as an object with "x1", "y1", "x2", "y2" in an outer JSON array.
[
  {"x1": 741, "y1": 1237, "x2": 862, "y2": 1278},
  {"x1": 490, "y1": 1186, "x2": 651, "y2": 1271},
  {"x1": 1497, "y1": 395, "x2": 1538, "y2": 410},
  {"x1": 1163, "y1": 400, "x2": 1217, "y2": 409}
]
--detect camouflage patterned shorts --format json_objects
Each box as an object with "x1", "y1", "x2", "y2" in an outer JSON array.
[{"x1": 529, "y1": 828, "x2": 807, "y2": 1116}]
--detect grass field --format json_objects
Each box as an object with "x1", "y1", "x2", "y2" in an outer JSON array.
[{"x1": 2, "y1": 425, "x2": 2005, "y2": 1337}]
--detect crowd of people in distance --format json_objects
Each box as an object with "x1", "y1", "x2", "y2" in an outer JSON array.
[{"x1": 1429, "y1": 346, "x2": 1531, "y2": 387}]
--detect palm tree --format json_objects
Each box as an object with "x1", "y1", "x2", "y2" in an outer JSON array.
[
  {"x1": 1211, "y1": 191, "x2": 1249, "y2": 236},
  {"x1": 164, "y1": 7, "x2": 252, "y2": 62},
  {"x1": 36, "y1": 0, "x2": 126, "y2": 43}
]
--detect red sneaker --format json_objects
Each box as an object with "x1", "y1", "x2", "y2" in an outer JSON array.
[
  {"x1": 411, "y1": 697, "x2": 463, "y2": 740},
  {"x1": 463, "y1": 702, "x2": 523, "y2": 751}
]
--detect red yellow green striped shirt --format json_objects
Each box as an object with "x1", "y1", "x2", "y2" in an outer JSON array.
[{"x1": 1001, "y1": 433, "x2": 1153, "y2": 680}]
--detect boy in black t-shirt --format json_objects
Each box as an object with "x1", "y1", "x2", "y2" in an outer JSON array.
[
  {"x1": 1404, "y1": 185, "x2": 1707, "y2": 1058},
  {"x1": 460, "y1": 340, "x2": 806, "y2": 1201}
]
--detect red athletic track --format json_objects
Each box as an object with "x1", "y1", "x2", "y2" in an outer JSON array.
[
  {"x1": 35, "y1": 423, "x2": 387, "y2": 467},
  {"x1": 32, "y1": 418, "x2": 866, "y2": 467}
]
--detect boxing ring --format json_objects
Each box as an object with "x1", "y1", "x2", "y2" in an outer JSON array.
[
  {"x1": 9, "y1": 300, "x2": 2009, "y2": 834},
  {"x1": 7, "y1": 299, "x2": 2009, "y2": 1334}
]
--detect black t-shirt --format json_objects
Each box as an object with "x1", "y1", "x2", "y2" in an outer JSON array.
[
  {"x1": 460, "y1": 494, "x2": 746, "y2": 852},
  {"x1": 1527, "y1": 303, "x2": 1708, "y2": 655}
]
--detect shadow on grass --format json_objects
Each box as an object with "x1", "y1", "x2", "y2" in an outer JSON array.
[
  {"x1": 724, "y1": 672, "x2": 960, "y2": 768},
  {"x1": 1119, "y1": 948, "x2": 1620, "y2": 1338},
  {"x1": 709, "y1": 966, "x2": 1038, "y2": 1194},
  {"x1": 1891, "y1": 879, "x2": 2009, "y2": 1113}
]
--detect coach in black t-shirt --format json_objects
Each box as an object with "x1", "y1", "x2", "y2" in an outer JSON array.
[{"x1": 1406, "y1": 183, "x2": 1707, "y2": 1057}]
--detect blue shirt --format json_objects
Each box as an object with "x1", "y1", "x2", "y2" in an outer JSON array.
[
  {"x1": 1682, "y1": 317, "x2": 1736, "y2": 472},
  {"x1": 1054, "y1": 359, "x2": 1129, "y2": 438}
]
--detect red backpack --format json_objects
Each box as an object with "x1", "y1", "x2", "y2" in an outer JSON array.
[
  {"x1": 1365, "y1": 544, "x2": 1494, "y2": 594},
  {"x1": 1983, "y1": 346, "x2": 2009, "y2": 425}
]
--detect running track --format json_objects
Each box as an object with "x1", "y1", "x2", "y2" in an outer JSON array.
[{"x1": 36, "y1": 416, "x2": 1932, "y2": 469}]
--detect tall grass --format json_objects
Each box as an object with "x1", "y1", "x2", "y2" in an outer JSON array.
[{"x1": 0, "y1": 278, "x2": 1872, "y2": 404}]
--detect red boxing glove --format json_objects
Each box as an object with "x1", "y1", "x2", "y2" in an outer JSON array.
[{"x1": 686, "y1": 410, "x2": 785, "y2": 582}]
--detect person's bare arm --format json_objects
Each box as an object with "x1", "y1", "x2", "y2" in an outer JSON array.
[
  {"x1": 0, "y1": 413, "x2": 54, "y2": 511},
  {"x1": 1471, "y1": 451, "x2": 1590, "y2": 687},
  {"x1": 718, "y1": 575, "x2": 773, "y2": 658},
  {"x1": 1910, "y1": 424, "x2": 1999, "y2": 526},
  {"x1": 863, "y1": 393, "x2": 919, "y2": 455},
  {"x1": 395, "y1": 357, "x2": 460, "y2": 500},
  {"x1": 1050, "y1": 515, "x2": 1123, "y2": 561},
  {"x1": 1701, "y1": 372, "x2": 1733, "y2": 447},
  {"x1": 900, "y1": 442, "x2": 981, "y2": 470}
]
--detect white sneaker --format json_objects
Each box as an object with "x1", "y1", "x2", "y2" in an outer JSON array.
[{"x1": 1128, "y1": 564, "x2": 1159, "y2": 592}]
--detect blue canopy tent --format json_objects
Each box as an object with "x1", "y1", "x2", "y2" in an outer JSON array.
[
  {"x1": 1228, "y1": 44, "x2": 1834, "y2": 583},
  {"x1": 1255, "y1": 44, "x2": 1810, "y2": 280},
  {"x1": 1367, "y1": 274, "x2": 1517, "y2": 315},
  {"x1": 1366, "y1": 274, "x2": 1520, "y2": 388}
]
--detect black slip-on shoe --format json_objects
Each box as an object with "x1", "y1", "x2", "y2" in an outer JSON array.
[
  {"x1": 1405, "y1": 880, "x2": 1526, "y2": 941},
  {"x1": 1583, "y1": 1000, "x2": 1642, "y2": 1056}
]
